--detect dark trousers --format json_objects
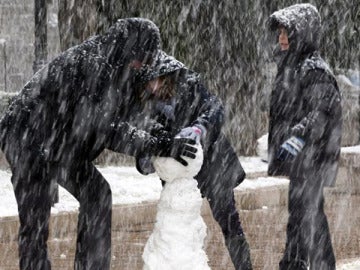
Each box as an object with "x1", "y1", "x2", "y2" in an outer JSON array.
[
  {"x1": 11, "y1": 153, "x2": 112, "y2": 270},
  {"x1": 199, "y1": 180, "x2": 244, "y2": 238},
  {"x1": 203, "y1": 179, "x2": 253, "y2": 270},
  {"x1": 193, "y1": 134, "x2": 252, "y2": 270},
  {"x1": 279, "y1": 176, "x2": 335, "y2": 270}
]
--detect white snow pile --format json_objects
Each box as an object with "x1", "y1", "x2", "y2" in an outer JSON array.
[
  {"x1": 143, "y1": 143, "x2": 210, "y2": 270},
  {"x1": 0, "y1": 154, "x2": 278, "y2": 218},
  {"x1": 341, "y1": 144, "x2": 360, "y2": 153},
  {"x1": 0, "y1": 167, "x2": 164, "y2": 217},
  {"x1": 337, "y1": 259, "x2": 360, "y2": 270}
]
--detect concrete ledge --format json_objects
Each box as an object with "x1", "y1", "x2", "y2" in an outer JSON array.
[
  {"x1": 0, "y1": 183, "x2": 359, "y2": 269},
  {"x1": 337, "y1": 146, "x2": 360, "y2": 194},
  {"x1": 236, "y1": 184, "x2": 288, "y2": 210},
  {"x1": 0, "y1": 183, "x2": 289, "y2": 243}
]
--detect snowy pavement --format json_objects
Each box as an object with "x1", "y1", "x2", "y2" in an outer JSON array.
[
  {"x1": 0, "y1": 156, "x2": 276, "y2": 218},
  {"x1": 337, "y1": 259, "x2": 360, "y2": 270}
]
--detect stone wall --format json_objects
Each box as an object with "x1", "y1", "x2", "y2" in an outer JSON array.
[
  {"x1": 1, "y1": 152, "x2": 360, "y2": 269},
  {"x1": 338, "y1": 76, "x2": 360, "y2": 146}
]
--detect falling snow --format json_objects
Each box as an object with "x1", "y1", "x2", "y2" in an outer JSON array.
[{"x1": 0, "y1": 0, "x2": 359, "y2": 269}]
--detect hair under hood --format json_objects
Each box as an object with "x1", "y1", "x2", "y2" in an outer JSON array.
[{"x1": 267, "y1": 3, "x2": 321, "y2": 55}]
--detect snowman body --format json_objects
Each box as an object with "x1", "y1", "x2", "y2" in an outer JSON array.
[{"x1": 142, "y1": 144, "x2": 210, "y2": 270}]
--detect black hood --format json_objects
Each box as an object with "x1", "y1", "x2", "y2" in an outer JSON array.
[
  {"x1": 150, "y1": 50, "x2": 186, "y2": 78},
  {"x1": 267, "y1": 4, "x2": 321, "y2": 55},
  {"x1": 100, "y1": 18, "x2": 161, "y2": 67},
  {"x1": 135, "y1": 50, "x2": 187, "y2": 83}
]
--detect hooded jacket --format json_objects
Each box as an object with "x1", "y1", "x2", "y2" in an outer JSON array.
[
  {"x1": 0, "y1": 18, "x2": 161, "y2": 166},
  {"x1": 267, "y1": 4, "x2": 342, "y2": 186},
  {"x1": 136, "y1": 51, "x2": 246, "y2": 189}
]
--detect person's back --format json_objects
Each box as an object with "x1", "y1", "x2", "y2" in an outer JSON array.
[
  {"x1": 1, "y1": 18, "x2": 161, "y2": 166},
  {"x1": 0, "y1": 18, "x2": 162, "y2": 270}
]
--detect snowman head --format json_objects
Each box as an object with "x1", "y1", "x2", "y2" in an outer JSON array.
[{"x1": 153, "y1": 144, "x2": 204, "y2": 182}]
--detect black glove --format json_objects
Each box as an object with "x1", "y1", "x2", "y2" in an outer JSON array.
[
  {"x1": 135, "y1": 153, "x2": 155, "y2": 175},
  {"x1": 154, "y1": 132, "x2": 197, "y2": 166},
  {"x1": 277, "y1": 136, "x2": 305, "y2": 161}
]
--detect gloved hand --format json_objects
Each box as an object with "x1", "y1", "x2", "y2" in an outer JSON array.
[
  {"x1": 156, "y1": 136, "x2": 197, "y2": 166},
  {"x1": 135, "y1": 153, "x2": 155, "y2": 175},
  {"x1": 277, "y1": 136, "x2": 305, "y2": 161},
  {"x1": 150, "y1": 129, "x2": 197, "y2": 166},
  {"x1": 176, "y1": 126, "x2": 202, "y2": 143}
]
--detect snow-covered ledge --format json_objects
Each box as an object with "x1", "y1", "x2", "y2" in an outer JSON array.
[{"x1": 336, "y1": 145, "x2": 360, "y2": 194}]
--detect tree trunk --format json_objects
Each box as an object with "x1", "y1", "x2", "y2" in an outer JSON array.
[
  {"x1": 33, "y1": 0, "x2": 48, "y2": 73},
  {"x1": 57, "y1": 0, "x2": 108, "y2": 51}
]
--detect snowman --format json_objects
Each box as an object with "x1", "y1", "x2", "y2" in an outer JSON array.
[{"x1": 142, "y1": 128, "x2": 210, "y2": 270}]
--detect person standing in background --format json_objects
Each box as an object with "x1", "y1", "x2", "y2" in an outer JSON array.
[{"x1": 266, "y1": 4, "x2": 342, "y2": 270}]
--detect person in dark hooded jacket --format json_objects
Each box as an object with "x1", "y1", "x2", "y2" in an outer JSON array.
[
  {"x1": 0, "y1": 18, "x2": 198, "y2": 270},
  {"x1": 266, "y1": 4, "x2": 342, "y2": 270},
  {"x1": 133, "y1": 50, "x2": 253, "y2": 270}
]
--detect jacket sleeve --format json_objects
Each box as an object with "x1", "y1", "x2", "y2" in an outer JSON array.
[
  {"x1": 105, "y1": 121, "x2": 158, "y2": 157},
  {"x1": 291, "y1": 69, "x2": 341, "y2": 143},
  {"x1": 191, "y1": 83, "x2": 225, "y2": 142}
]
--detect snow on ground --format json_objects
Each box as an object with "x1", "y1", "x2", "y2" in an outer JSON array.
[
  {"x1": 0, "y1": 167, "x2": 163, "y2": 217},
  {"x1": 239, "y1": 156, "x2": 268, "y2": 174},
  {"x1": 0, "y1": 156, "x2": 272, "y2": 218},
  {"x1": 235, "y1": 176, "x2": 289, "y2": 190},
  {"x1": 341, "y1": 145, "x2": 360, "y2": 153},
  {"x1": 337, "y1": 259, "x2": 360, "y2": 270}
]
